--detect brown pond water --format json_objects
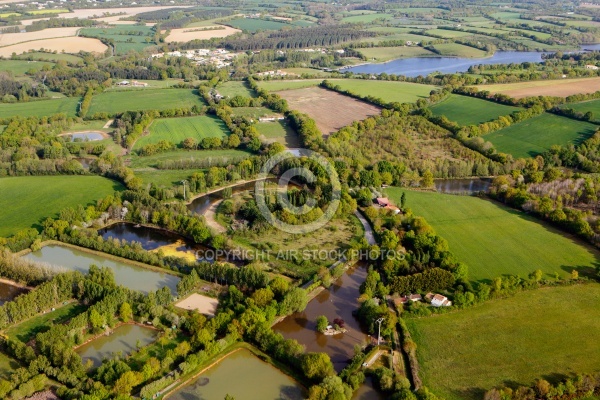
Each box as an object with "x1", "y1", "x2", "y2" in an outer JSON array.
[
  {"x1": 273, "y1": 263, "x2": 370, "y2": 372},
  {"x1": 352, "y1": 376, "x2": 386, "y2": 400},
  {"x1": 0, "y1": 281, "x2": 27, "y2": 306}
]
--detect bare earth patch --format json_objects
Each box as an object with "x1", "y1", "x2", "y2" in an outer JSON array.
[
  {"x1": 175, "y1": 293, "x2": 219, "y2": 316},
  {"x1": 475, "y1": 77, "x2": 600, "y2": 98},
  {"x1": 277, "y1": 87, "x2": 381, "y2": 136},
  {"x1": 0, "y1": 27, "x2": 80, "y2": 46},
  {"x1": 164, "y1": 26, "x2": 241, "y2": 43},
  {"x1": 0, "y1": 37, "x2": 107, "y2": 57}
]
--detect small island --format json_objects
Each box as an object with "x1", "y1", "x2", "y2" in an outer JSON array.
[{"x1": 316, "y1": 315, "x2": 347, "y2": 336}]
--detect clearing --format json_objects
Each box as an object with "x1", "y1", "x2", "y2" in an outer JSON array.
[
  {"x1": 430, "y1": 94, "x2": 519, "y2": 126},
  {"x1": 133, "y1": 115, "x2": 229, "y2": 150},
  {"x1": 175, "y1": 293, "x2": 219, "y2": 316},
  {"x1": 485, "y1": 113, "x2": 597, "y2": 158},
  {"x1": 88, "y1": 89, "x2": 203, "y2": 115},
  {"x1": 407, "y1": 284, "x2": 600, "y2": 400},
  {"x1": 386, "y1": 188, "x2": 600, "y2": 282},
  {"x1": 0, "y1": 59, "x2": 54, "y2": 76},
  {"x1": 0, "y1": 176, "x2": 124, "y2": 237},
  {"x1": 474, "y1": 77, "x2": 600, "y2": 98},
  {"x1": 276, "y1": 86, "x2": 381, "y2": 135},
  {"x1": 255, "y1": 120, "x2": 300, "y2": 148}
]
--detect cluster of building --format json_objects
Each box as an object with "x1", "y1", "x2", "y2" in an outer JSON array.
[
  {"x1": 396, "y1": 293, "x2": 453, "y2": 307},
  {"x1": 116, "y1": 80, "x2": 148, "y2": 87},
  {"x1": 150, "y1": 48, "x2": 237, "y2": 68},
  {"x1": 375, "y1": 197, "x2": 401, "y2": 214}
]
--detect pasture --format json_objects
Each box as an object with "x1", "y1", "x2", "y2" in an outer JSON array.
[
  {"x1": 256, "y1": 79, "x2": 323, "y2": 92},
  {"x1": 80, "y1": 25, "x2": 156, "y2": 55},
  {"x1": 330, "y1": 80, "x2": 437, "y2": 104},
  {"x1": 231, "y1": 107, "x2": 278, "y2": 118},
  {"x1": 217, "y1": 81, "x2": 255, "y2": 98},
  {"x1": 430, "y1": 94, "x2": 519, "y2": 126},
  {"x1": 225, "y1": 18, "x2": 290, "y2": 32},
  {"x1": 407, "y1": 284, "x2": 600, "y2": 400},
  {"x1": 359, "y1": 46, "x2": 435, "y2": 61},
  {"x1": 277, "y1": 86, "x2": 381, "y2": 136},
  {"x1": 485, "y1": 113, "x2": 597, "y2": 158},
  {"x1": 0, "y1": 59, "x2": 54, "y2": 76},
  {"x1": 0, "y1": 176, "x2": 123, "y2": 237},
  {"x1": 0, "y1": 97, "x2": 79, "y2": 119},
  {"x1": 256, "y1": 120, "x2": 300, "y2": 148},
  {"x1": 424, "y1": 28, "x2": 473, "y2": 38},
  {"x1": 341, "y1": 13, "x2": 394, "y2": 23},
  {"x1": 129, "y1": 149, "x2": 251, "y2": 169},
  {"x1": 561, "y1": 98, "x2": 600, "y2": 122},
  {"x1": 88, "y1": 89, "x2": 203, "y2": 115},
  {"x1": 429, "y1": 42, "x2": 488, "y2": 57},
  {"x1": 133, "y1": 115, "x2": 229, "y2": 150},
  {"x1": 386, "y1": 188, "x2": 600, "y2": 282},
  {"x1": 475, "y1": 77, "x2": 600, "y2": 98}
]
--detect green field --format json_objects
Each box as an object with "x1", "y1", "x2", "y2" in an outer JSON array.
[
  {"x1": 89, "y1": 89, "x2": 203, "y2": 115},
  {"x1": 430, "y1": 42, "x2": 488, "y2": 57},
  {"x1": 226, "y1": 18, "x2": 290, "y2": 32},
  {"x1": 133, "y1": 115, "x2": 229, "y2": 150},
  {"x1": 485, "y1": 113, "x2": 597, "y2": 158},
  {"x1": 280, "y1": 67, "x2": 332, "y2": 77},
  {"x1": 217, "y1": 81, "x2": 255, "y2": 98},
  {"x1": 424, "y1": 28, "x2": 473, "y2": 38},
  {"x1": 331, "y1": 80, "x2": 437, "y2": 104},
  {"x1": 407, "y1": 284, "x2": 600, "y2": 400},
  {"x1": 231, "y1": 107, "x2": 278, "y2": 118},
  {"x1": 129, "y1": 149, "x2": 251, "y2": 169},
  {"x1": 386, "y1": 188, "x2": 600, "y2": 282},
  {"x1": 256, "y1": 79, "x2": 323, "y2": 92},
  {"x1": 359, "y1": 46, "x2": 435, "y2": 61},
  {"x1": 562, "y1": 98, "x2": 600, "y2": 123},
  {"x1": 0, "y1": 60, "x2": 54, "y2": 76},
  {"x1": 256, "y1": 120, "x2": 300, "y2": 148},
  {"x1": 341, "y1": 13, "x2": 394, "y2": 23},
  {"x1": 15, "y1": 51, "x2": 83, "y2": 64},
  {"x1": 0, "y1": 176, "x2": 124, "y2": 237},
  {"x1": 80, "y1": 25, "x2": 156, "y2": 55},
  {"x1": 135, "y1": 169, "x2": 200, "y2": 188},
  {"x1": 4, "y1": 302, "x2": 86, "y2": 343},
  {"x1": 0, "y1": 97, "x2": 79, "y2": 119},
  {"x1": 430, "y1": 94, "x2": 519, "y2": 126}
]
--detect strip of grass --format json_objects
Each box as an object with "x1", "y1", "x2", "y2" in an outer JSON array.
[
  {"x1": 255, "y1": 79, "x2": 324, "y2": 92},
  {"x1": 424, "y1": 28, "x2": 473, "y2": 38},
  {"x1": 129, "y1": 149, "x2": 251, "y2": 168},
  {"x1": 226, "y1": 18, "x2": 290, "y2": 32},
  {"x1": 430, "y1": 42, "x2": 488, "y2": 57},
  {"x1": 133, "y1": 115, "x2": 229, "y2": 150},
  {"x1": 0, "y1": 176, "x2": 124, "y2": 237},
  {"x1": 430, "y1": 94, "x2": 519, "y2": 126},
  {"x1": 15, "y1": 51, "x2": 83, "y2": 64},
  {"x1": 0, "y1": 97, "x2": 79, "y2": 119},
  {"x1": 386, "y1": 188, "x2": 600, "y2": 282},
  {"x1": 331, "y1": 80, "x2": 437, "y2": 104},
  {"x1": 359, "y1": 46, "x2": 435, "y2": 61},
  {"x1": 406, "y1": 283, "x2": 600, "y2": 400},
  {"x1": 256, "y1": 120, "x2": 300, "y2": 147},
  {"x1": 0, "y1": 353, "x2": 20, "y2": 380},
  {"x1": 217, "y1": 81, "x2": 255, "y2": 98},
  {"x1": 485, "y1": 113, "x2": 597, "y2": 158},
  {"x1": 562, "y1": 98, "x2": 600, "y2": 122},
  {"x1": 134, "y1": 169, "x2": 200, "y2": 189},
  {"x1": 4, "y1": 302, "x2": 86, "y2": 343},
  {"x1": 341, "y1": 13, "x2": 394, "y2": 23},
  {"x1": 0, "y1": 60, "x2": 54, "y2": 76},
  {"x1": 89, "y1": 89, "x2": 204, "y2": 115}
]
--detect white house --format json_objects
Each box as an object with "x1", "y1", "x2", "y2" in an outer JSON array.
[{"x1": 431, "y1": 294, "x2": 452, "y2": 307}]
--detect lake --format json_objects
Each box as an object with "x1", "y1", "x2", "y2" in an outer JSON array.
[
  {"x1": 66, "y1": 132, "x2": 104, "y2": 141},
  {"x1": 76, "y1": 324, "x2": 157, "y2": 367},
  {"x1": 168, "y1": 348, "x2": 305, "y2": 400},
  {"x1": 23, "y1": 244, "x2": 180, "y2": 294},
  {"x1": 273, "y1": 263, "x2": 370, "y2": 372},
  {"x1": 434, "y1": 178, "x2": 491, "y2": 194},
  {"x1": 346, "y1": 51, "x2": 548, "y2": 76}
]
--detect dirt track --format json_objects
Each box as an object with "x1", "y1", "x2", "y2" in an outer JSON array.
[{"x1": 276, "y1": 87, "x2": 381, "y2": 136}]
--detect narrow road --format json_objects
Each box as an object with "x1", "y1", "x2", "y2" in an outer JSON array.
[{"x1": 354, "y1": 210, "x2": 376, "y2": 245}]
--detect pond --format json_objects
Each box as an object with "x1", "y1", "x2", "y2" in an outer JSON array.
[
  {"x1": 0, "y1": 280, "x2": 28, "y2": 306},
  {"x1": 76, "y1": 324, "x2": 157, "y2": 367},
  {"x1": 65, "y1": 131, "x2": 104, "y2": 141},
  {"x1": 168, "y1": 348, "x2": 305, "y2": 400},
  {"x1": 273, "y1": 263, "x2": 370, "y2": 372},
  {"x1": 23, "y1": 244, "x2": 180, "y2": 294},
  {"x1": 99, "y1": 222, "x2": 214, "y2": 263},
  {"x1": 434, "y1": 178, "x2": 491, "y2": 194},
  {"x1": 352, "y1": 376, "x2": 386, "y2": 400}
]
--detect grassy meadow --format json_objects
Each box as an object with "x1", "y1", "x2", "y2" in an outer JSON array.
[
  {"x1": 430, "y1": 94, "x2": 519, "y2": 126},
  {"x1": 485, "y1": 113, "x2": 597, "y2": 158},
  {"x1": 0, "y1": 353, "x2": 20, "y2": 380},
  {"x1": 0, "y1": 97, "x2": 79, "y2": 119},
  {"x1": 15, "y1": 52, "x2": 83, "y2": 64},
  {"x1": 430, "y1": 42, "x2": 488, "y2": 57},
  {"x1": 134, "y1": 169, "x2": 200, "y2": 189},
  {"x1": 133, "y1": 115, "x2": 229, "y2": 150},
  {"x1": 217, "y1": 81, "x2": 255, "y2": 98},
  {"x1": 226, "y1": 18, "x2": 290, "y2": 32},
  {"x1": 256, "y1": 79, "x2": 323, "y2": 92},
  {"x1": 359, "y1": 46, "x2": 435, "y2": 61},
  {"x1": 256, "y1": 120, "x2": 300, "y2": 148},
  {"x1": 407, "y1": 284, "x2": 600, "y2": 400},
  {"x1": 80, "y1": 25, "x2": 156, "y2": 55},
  {"x1": 562, "y1": 98, "x2": 600, "y2": 122},
  {"x1": 386, "y1": 188, "x2": 600, "y2": 282},
  {"x1": 0, "y1": 176, "x2": 124, "y2": 237},
  {"x1": 89, "y1": 89, "x2": 203, "y2": 115},
  {"x1": 129, "y1": 149, "x2": 251, "y2": 169},
  {"x1": 0, "y1": 60, "x2": 54, "y2": 76},
  {"x1": 331, "y1": 80, "x2": 437, "y2": 104}
]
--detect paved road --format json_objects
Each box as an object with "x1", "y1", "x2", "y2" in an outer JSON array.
[{"x1": 354, "y1": 210, "x2": 376, "y2": 245}]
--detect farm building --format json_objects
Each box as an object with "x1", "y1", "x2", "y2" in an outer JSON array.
[
  {"x1": 431, "y1": 294, "x2": 452, "y2": 307},
  {"x1": 376, "y1": 197, "x2": 390, "y2": 207}
]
